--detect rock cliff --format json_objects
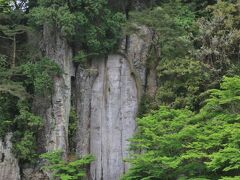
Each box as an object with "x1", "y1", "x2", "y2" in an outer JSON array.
[
  {"x1": 0, "y1": 133, "x2": 20, "y2": 180},
  {"x1": 0, "y1": 26, "x2": 155, "y2": 180},
  {"x1": 36, "y1": 25, "x2": 73, "y2": 158},
  {"x1": 75, "y1": 26, "x2": 153, "y2": 180}
]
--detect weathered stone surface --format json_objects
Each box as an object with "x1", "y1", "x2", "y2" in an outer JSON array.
[
  {"x1": 38, "y1": 25, "x2": 73, "y2": 157},
  {"x1": 146, "y1": 67, "x2": 157, "y2": 97},
  {"x1": 22, "y1": 167, "x2": 48, "y2": 180},
  {"x1": 0, "y1": 133, "x2": 20, "y2": 180},
  {"x1": 75, "y1": 27, "x2": 153, "y2": 180},
  {"x1": 126, "y1": 26, "x2": 153, "y2": 90},
  {"x1": 89, "y1": 55, "x2": 138, "y2": 180},
  {"x1": 75, "y1": 67, "x2": 98, "y2": 156}
]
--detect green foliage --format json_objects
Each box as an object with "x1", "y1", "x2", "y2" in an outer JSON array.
[
  {"x1": 69, "y1": 108, "x2": 77, "y2": 152},
  {"x1": 124, "y1": 76, "x2": 240, "y2": 179},
  {"x1": 0, "y1": 1, "x2": 62, "y2": 164},
  {"x1": 182, "y1": 0, "x2": 217, "y2": 17},
  {"x1": 138, "y1": 94, "x2": 157, "y2": 118},
  {"x1": 130, "y1": 0, "x2": 240, "y2": 112},
  {"x1": 21, "y1": 58, "x2": 62, "y2": 95},
  {"x1": 195, "y1": 0, "x2": 240, "y2": 75},
  {"x1": 0, "y1": 100, "x2": 42, "y2": 162},
  {"x1": 12, "y1": 131, "x2": 38, "y2": 162},
  {"x1": 73, "y1": 50, "x2": 88, "y2": 64},
  {"x1": 1, "y1": 1, "x2": 239, "y2": 178},
  {"x1": 0, "y1": 56, "x2": 61, "y2": 97},
  {"x1": 126, "y1": 1, "x2": 195, "y2": 60},
  {"x1": 30, "y1": 0, "x2": 125, "y2": 57},
  {"x1": 156, "y1": 57, "x2": 211, "y2": 110},
  {"x1": 0, "y1": 93, "x2": 17, "y2": 136},
  {"x1": 29, "y1": 5, "x2": 75, "y2": 36},
  {"x1": 41, "y1": 151, "x2": 94, "y2": 180},
  {"x1": 0, "y1": 55, "x2": 27, "y2": 98},
  {"x1": 127, "y1": 1, "x2": 204, "y2": 111},
  {"x1": 0, "y1": 57, "x2": 59, "y2": 162}
]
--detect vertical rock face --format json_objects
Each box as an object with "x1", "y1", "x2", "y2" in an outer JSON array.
[
  {"x1": 0, "y1": 133, "x2": 20, "y2": 180},
  {"x1": 22, "y1": 166, "x2": 48, "y2": 180},
  {"x1": 90, "y1": 55, "x2": 138, "y2": 180},
  {"x1": 126, "y1": 26, "x2": 153, "y2": 89},
  {"x1": 76, "y1": 26, "x2": 153, "y2": 180},
  {"x1": 75, "y1": 67, "x2": 98, "y2": 156},
  {"x1": 37, "y1": 25, "x2": 73, "y2": 156}
]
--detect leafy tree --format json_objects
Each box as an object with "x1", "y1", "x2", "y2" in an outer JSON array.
[
  {"x1": 182, "y1": 0, "x2": 217, "y2": 16},
  {"x1": 29, "y1": 0, "x2": 125, "y2": 57},
  {"x1": 0, "y1": 23, "x2": 28, "y2": 67},
  {"x1": 126, "y1": 1, "x2": 205, "y2": 111},
  {"x1": 41, "y1": 151, "x2": 94, "y2": 180},
  {"x1": 0, "y1": 0, "x2": 65, "y2": 165},
  {"x1": 0, "y1": 98, "x2": 42, "y2": 163},
  {"x1": 0, "y1": 0, "x2": 30, "y2": 67},
  {"x1": 0, "y1": 55, "x2": 61, "y2": 163},
  {"x1": 195, "y1": 0, "x2": 240, "y2": 76},
  {"x1": 21, "y1": 58, "x2": 62, "y2": 96},
  {"x1": 124, "y1": 76, "x2": 240, "y2": 179},
  {"x1": 126, "y1": 0, "x2": 195, "y2": 60},
  {"x1": 156, "y1": 57, "x2": 211, "y2": 110}
]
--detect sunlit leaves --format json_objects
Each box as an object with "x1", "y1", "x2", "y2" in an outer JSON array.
[
  {"x1": 41, "y1": 151, "x2": 94, "y2": 180},
  {"x1": 30, "y1": 0, "x2": 125, "y2": 56},
  {"x1": 124, "y1": 76, "x2": 240, "y2": 179}
]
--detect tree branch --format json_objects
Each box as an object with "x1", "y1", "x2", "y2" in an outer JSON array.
[{"x1": 0, "y1": 35, "x2": 13, "y2": 40}]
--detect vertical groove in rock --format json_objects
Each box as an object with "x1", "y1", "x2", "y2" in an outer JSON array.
[
  {"x1": 75, "y1": 66, "x2": 98, "y2": 157},
  {"x1": 75, "y1": 26, "x2": 153, "y2": 180},
  {"x1": 146, "y1": 67, "x2": 157, "y2": 97},
  {"x1": 0, "y1": 133, "x2": 20, "y2": 180},
  {"x1": 90, "y1": 58, "x2": 105, "y2": 180},
  {"x1": 119, "y1": 58, "x2": 124, "y2": 173}
]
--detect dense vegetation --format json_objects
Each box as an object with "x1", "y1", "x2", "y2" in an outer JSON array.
[
  {"x1": 29, "y1": 0, "x2": 125, "y2": 58},
  {"x1": 123, "y1": 0, "x2": 240, "y2": 179},
  {"x1": 41, "y1": 151, "x2": 94, "y2": 180},
  {"x1": 123, "y1": 76, "x2": 240, "y2": 179},
  {"x1": 0, "y1": 0, "x2": 240, "y2": 179}
]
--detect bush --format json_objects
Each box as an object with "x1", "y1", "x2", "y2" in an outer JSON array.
[
  {"x1": 41, "y1": 151, "x2": 94, "y2": 180},
  {"x1": 30, "y1": 0, "x2": 125, "y2": 57},
  {"x1": 124, "y1": 76, "x2": 240, "y2": 179}
]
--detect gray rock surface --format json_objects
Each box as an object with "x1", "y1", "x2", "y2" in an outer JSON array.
[
  {"x1": 75, "y1": 67, "x2": 98, "y2": 156},
  {"x1": 22, "y1": 167, "x2": 48, "y2": 180},
  {"x1": 75, "y1": 26, "x2": 153, "y2": 180},
  {"x1": 0, "y1": 133, "x2": 20, "y2": 180},
  {"x1": 89, "y1": 55, "x2": 138, "y2": 180},
  {"x1": 126, "y1": 26, "x2": 153, "y2": 90},
  {"x1": 0, "y1": 24, "x2": 154, "y2": 180},
  {"x1": 40, "y1": 25, "x2": 73, "y2": 157}
]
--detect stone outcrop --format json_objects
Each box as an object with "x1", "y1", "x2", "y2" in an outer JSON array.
[
  {"x1": 75, "y1": 26, "x2": 153, "y2": 180},
  {"x1": 31, "y1": 26, "x2": 74, "y2": 161},
  {"x1": 0, "y1": 133, "x2": 20, "y2": 180},
  {"x1": 22, "y1": 166, "x2": 48, "y2": 180},
  {"x1": 37, "y1": 25, "x2": 73, "y2": 157},
  {"x1": 0, "y1": 26, "x2": 153, "y2": 180},
  {"x1": 75, "y1": 67, "x2": 98, "y2": 156}
]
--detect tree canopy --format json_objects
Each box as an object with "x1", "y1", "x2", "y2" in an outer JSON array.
[{"x1": 124, "y1": 76, "x2": 240, "y2": 179}]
